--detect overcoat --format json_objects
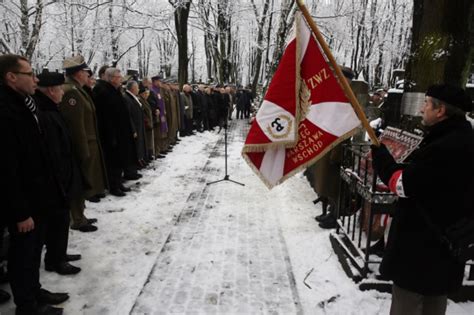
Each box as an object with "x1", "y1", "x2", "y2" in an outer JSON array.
[
  {"x1": 59, "y1": 77, "x2": 107, "y2": 198},
  {"x1": 0, "y1": 85, "x2": 64, "y2": 223},
  {"x1": 35, "y1": 90, "x2": 83, "y2": 202},
  {"x1": 92, "y1": 81, "x2": 136, "y2": 169},
  {"x1": 380, "y1": 117, "x2": 474, "y2": 296},
  {"x1": 124, "y1": 91, "x2": 147, "y2": 161},
  {"x1": 139, "y1": 95, "x2": 155, "y2": 154}
]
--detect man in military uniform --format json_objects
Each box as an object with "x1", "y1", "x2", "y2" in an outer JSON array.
[
  {"x1": 59, "y1": 55, "x2": 107, "y2": 232},
  {"x1": 0, "y1": 54, "x2": 68, "y2": 315}
]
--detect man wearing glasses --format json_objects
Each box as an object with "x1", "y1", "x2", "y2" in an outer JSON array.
[{"x1": 0, "y1": 54, "x2": 68, "y2": 314}]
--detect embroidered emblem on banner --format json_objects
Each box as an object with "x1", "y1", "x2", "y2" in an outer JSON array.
[{"x1": 266, "y1": 115, "x2": 292, "y2": 139}]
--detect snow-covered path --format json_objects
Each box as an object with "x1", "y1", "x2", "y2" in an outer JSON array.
[{"x1": 1, "y1": 120, "x2": 473, "y2": 314}]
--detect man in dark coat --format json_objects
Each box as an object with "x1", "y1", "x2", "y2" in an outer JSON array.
[
  {"x1": 93, "y1": 68, "x2": 137, "y2": 196},
  {"x1": 124, "y1": 80, "x2": 148, "y2": 167},
  {"x1": 371, "y1": 84, "x2": 474, "y2": 314},
  {"x1": 0, "y1": 54, "x2": 68, "y2": 315},
  {"x1": 197, "y1": 85, "x2": 210, "y2": 131},
  {"x1": 34, "y1": 71, "x2": 82, "y2": 276}
]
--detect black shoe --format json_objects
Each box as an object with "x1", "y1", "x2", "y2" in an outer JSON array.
[
  {"x1": 65, "y1": 254, "x2": 81, "y2": 262},
  {"x1": 96, "y1": 193, "x2": 106, "y2": 198},
  {"x1": 0, "y1": 289, "x2": 10, "y2": 304},
  {"x1": 86, "y1": 196, "x2": 101, "y2": 203},
  {"x1": 315, "y1": 213, "x2": 330, "y2": 222},
  {"x1": 319, "y1": 216, "x2": 337, "y2": 229},
  {"x1": 110, "y1": 189, "x2": 126, "y2": 197},
  {"x1": 71, "y1": 224, "x2": 98, "y2": 232},
  {"x1": 119, "y1": 185, "x2": 131, "y2": 192},
  {"x1": 45, "y1": 262, "x2": 81, "y2": 275},
  {"x1": 156, "y1": 154, "x2": 166, "y2": 159},
  {"x1": 37, "y1": 288, "x2": 69, "y2": 305},
  {"x1": 86, "y1": 218, "x2": 98, "y2": 224}
]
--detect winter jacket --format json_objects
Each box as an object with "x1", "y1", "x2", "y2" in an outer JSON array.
[{"x1": 374, "y1": 117, "x2": 474, "y2": 296}]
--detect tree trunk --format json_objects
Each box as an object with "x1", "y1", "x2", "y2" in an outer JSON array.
[
  {"x1": 250, "y1": 0, "x2": 271, "y2": 96},
  {"x1": 405, "y1": 0, "x2": 474, "y2": 92},
  {"x1": 170, "y1": 0, "x2": 191, "y2": 89}
]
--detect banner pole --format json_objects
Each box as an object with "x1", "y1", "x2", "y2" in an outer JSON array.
[{"x1": 295, "y1": 0, "x2": 380, "y2": 146}]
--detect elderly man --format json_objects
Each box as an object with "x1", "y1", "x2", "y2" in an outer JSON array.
[
  {"x1": 93, "y1": 68, "x2": 137, "y2": 196},
  {"x1": 34, "y1": 70, "x2": 82, "y2": 276},
  {"x1": 60, "y1": 55, "x2": 105, "y2": 232},
  {"x1": 371, "y1": 84, "x2": 474, "y2": 315},
  {"x1": 124, "y1": 80, "x2": 148, "y2": 167},
  {"x1": 0, "y1": 54, "x2": 68, "y2": 315}
]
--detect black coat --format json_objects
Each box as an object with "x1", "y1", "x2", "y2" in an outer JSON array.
[
  {"x1": 34, "y1": 91, "x2": 84, "y2": 202},
  {"x1": 379, "y1": 117, "x2": 474, "y2": 295},
  {"x1": 123, "y1": 91, "x2": 147, "y2": 161},
  {"x1": 0, "y1": 85, "x2": 64, "y2": 223},
  {"x1": 93, "y1": 82, "x2": 136, "y2": 168}
]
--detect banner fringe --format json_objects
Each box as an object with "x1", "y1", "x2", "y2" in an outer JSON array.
[{"x1": 242, "y1": 127, "x2": 359, "y2": 189}]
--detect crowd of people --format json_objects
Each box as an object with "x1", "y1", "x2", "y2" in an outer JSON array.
[{"x1": 0, "y1": 53, "x2": 254, "y2": 315}]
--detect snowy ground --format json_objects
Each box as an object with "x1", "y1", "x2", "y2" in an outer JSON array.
[{"x1": 1, "y1": 119, "x2": 473, "y2": 314}]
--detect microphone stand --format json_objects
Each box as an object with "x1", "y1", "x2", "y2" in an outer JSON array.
[{"x1": 207, "y1": 103, "x2": 245, "y2": 186}]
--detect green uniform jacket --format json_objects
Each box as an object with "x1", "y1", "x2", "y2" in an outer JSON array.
[{"x1": 59, "y1": 77, "x2": 108, "y2": 198}]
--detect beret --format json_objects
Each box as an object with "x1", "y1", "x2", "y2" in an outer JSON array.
[
  {"x1": 151, "y1": 75, "x2": 162, "y2": 81},
  {"x1": 426, "y1": 84, "x2": 472, "y2": 112},
  {"x1": 37, "y1": 70, "x2": 65, "y2": 87}
]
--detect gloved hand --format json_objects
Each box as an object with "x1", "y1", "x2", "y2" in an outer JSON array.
[{"x1": 370, "y1": 143, "x2": 398, "y2": 184}]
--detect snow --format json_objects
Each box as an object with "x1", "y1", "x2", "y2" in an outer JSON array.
[{"x1": 1, "y1": 120, "x2": 473, "y2": 314}]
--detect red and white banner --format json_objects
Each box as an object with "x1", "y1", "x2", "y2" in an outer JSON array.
[{"x1": 242, "y1": 12, "x2": 361, "y2": 189}]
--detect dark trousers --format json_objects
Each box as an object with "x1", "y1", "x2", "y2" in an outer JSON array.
[
  {"x1": 236, "y1": 109, "x2": 244, "y2": 119},
  {"x1": 244, "y1": 106, "x2": 250, "y2": 118},
  {"x1": 44, "y1": 210, "x2": 69, "y2": 267},
  {"x1": 202, "y1": 114, "x2": 210, "y2": 131},
  {"x1": 108, "y1": 166, "x2": 123, "y2": 190},
  {"x1": 390, "y1": 284, "x2": 447, "y2": 315},
  {"x1": 8, "y1": 218, "x2": 43, "y2": 311}
]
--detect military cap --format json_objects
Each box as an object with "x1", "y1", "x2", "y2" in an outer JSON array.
[
  {"x1": 426, "y1": 84, "x2": 472, "y2": 112},
  {"x1": 37, "y1": 70, "x2": 65, "y2": 87},
  {"x1": 151, "y1": 75, "x2": 162, "y2": 81},
  {"x1": 63, "y1": 55, "x2": 89, "y2": 75}
]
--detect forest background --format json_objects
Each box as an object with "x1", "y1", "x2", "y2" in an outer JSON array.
[{"x1": 0, "y1": 0, "x2": 447, "y2": 93}]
